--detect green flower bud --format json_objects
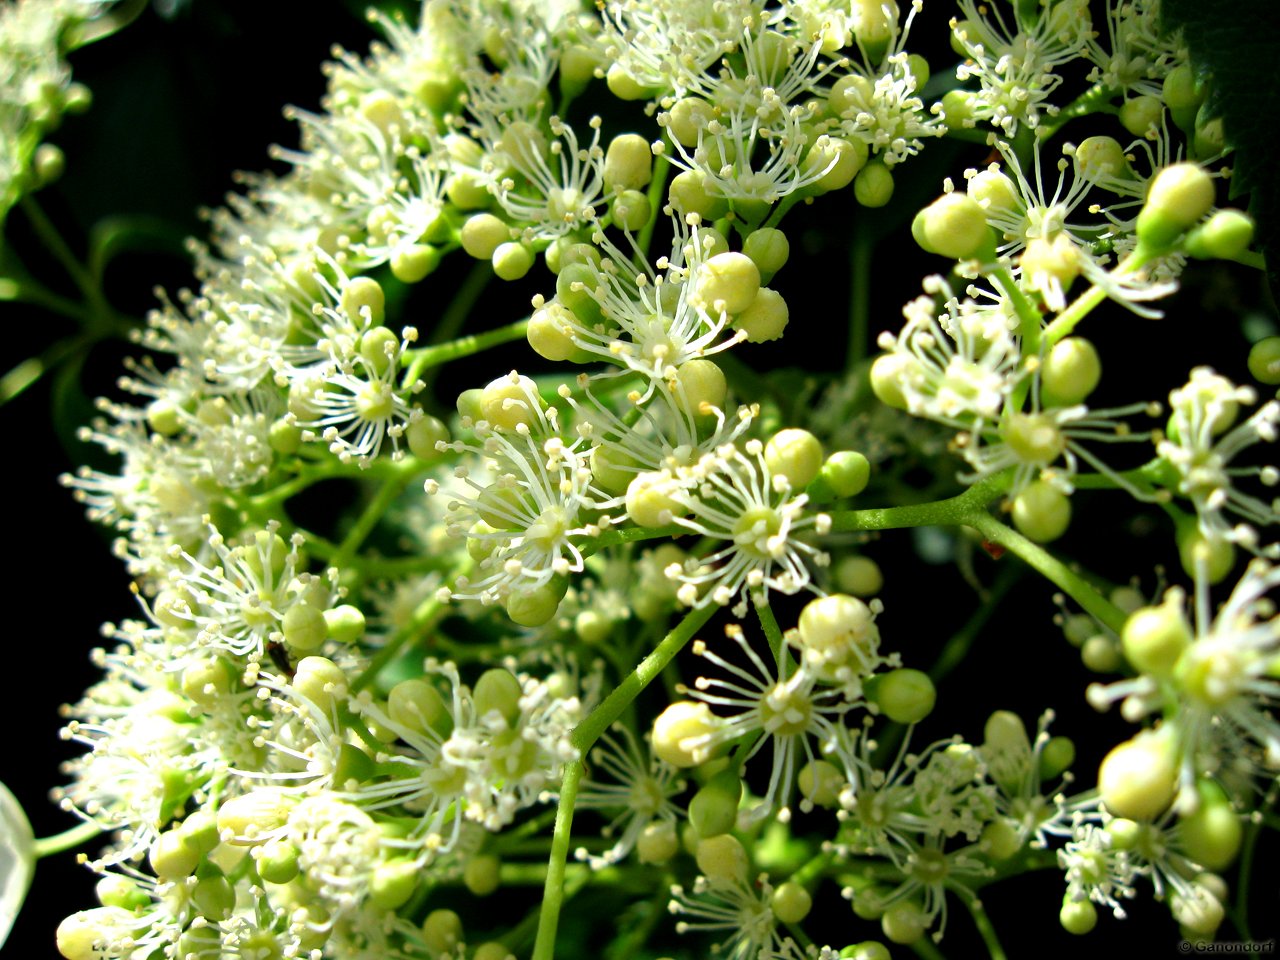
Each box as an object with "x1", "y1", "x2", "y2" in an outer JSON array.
[
  {"x1": 605, "y1": 62, "x2": 653, "y2": 100},
  {"x1": 292, "y1": 657, "x2": 348, "y2": 714},
  {"x1": 834, "y1": 555, "x2": 883, "y2": 597},
  {"x1": 966, "y1": 166, "x2": 1020, "y2": 220},
  {"x1": 809, "y1": 450, "x2": 871, "y2": 502},
  {"x1": 149, "y1": 829, "x2": 200, "y2": 880},
  {"x1": 1178, "y1": 781, "x2": 1241, "y2": 870},
  {"x1": 1248, "y1": 336, "x2": 1280, "y2": 386},
  {"x1": 1118, "y1": 95, "x2": 1163, "y2": 138},
  {"x1": 692, "y1": 252, "x2": 761, "y2": 315},
  {"x1": 481, "y1": 372, "x2": 542, "y2": 430},
  {"x1": 405, "y1": 414, "x2": 449, "y2": 462},
  {"x1": 626, "y1": 471, "x2": 687, "y2": 528},
  {"x1": 492, "y1": 241, "x2": 534, "y2": 281},
  {"x1": 668, "y1": 170, "x2": 729, "y2": 220},
  {"x1": 1098, "y1": 728, "x2": 1178, "y2": 820},
  {"x1": 217, "y1": 789, "x2": 295, "y2": 845},
  {"x1": 1081, "y1": 634, "x2": 1122, "y2": 674},
  {"x1": 193, "y1": 867, "x2": 235, "y2": 921},
  {"x1": 1042, "y1": 337, "x2": 1101, "y2": 406},
  {"x1": 852, "y1": 0, "x2": 898, "y2": 61},
  {"x1": 57, "y1": 908, "x2": 138, "y2": 960},
  {"x1": 282, "y1": 603, "x2": 328, "y2": 653},
  {"x1": 611, "y1": 189, "x2": 652, "y2": 232},
  {"x1": 1060, "y1": 897, "x2": 1097, "y2": 935},
  {"x1": 461, "y1": 213, "x2": 510, "y2": 260},
  {"x1": 1183, "y1": 209, "x2": 1254, "y2": 261},
  {"x1": 652, "y1": 700, "x2": 720, "y2": 768},
  {"x1": 734, "y1": 286, "x2": 789, "y2": 342},
  {"x1": 604, "y1": 134, "x2": 653, "y2": 191},
  {"x1": 869, "y1": 352, "x2": 915, "y2": 410},
  {"x1": 1122, "y1": 593, "x2": 1191, "y2": 677},
  {"x1": 843, "y1": 943, "x2": 892, "y2": 960},
  {"x1": 689, "y1": 768, "x2": 742, "y2": 838},
  {"x1": 1163, "y1": 62, "x2": 1203, "y2": 132},
  {"x1": 255, "y1": 838, "x2": 300, "y2": 883},
  {"x1": 388, "y1": 678, "x2": 453, "y2": 738},
  {"x1": 181, "y1": 657, "x2": 235, "y2": 708},
  {"x1": 421, "y1": 909, "x2": 464, "y2": 955},
  {"x1": 1136, "y1": 163, "x2": 1215, "y2": 250},
  {"x1": 797, "y1": 593, "x2": 877, "y2": 662},
  {"x1": 1193, "y1": 109, "x2": 1225, "y2": 159},
  {"x1": 390, "y1": 243, "x2": 441, "y2": 284},
  {"x1": 918, "y1": 193, "x2": 991, "y2": 260},
  {"x1": 1011, "y1": 480, "x2": 1072, "y2": 543},
  {"x1": 505, "y1": 578, "x2": 568, "y2": 627},
  {"x1": 474, "y1": 668, "x2": 523, "y2": 727},
  {"x1": 880, "y1": 900, "x2": 927, "y2": 944},
  {"x1": 323, "y1": 604, "x2": 366, "y2": 644},
  {"x1": 772, "y1": 881, "x2": 813, "y2": 924},
  {"x1": 341, "y1": 277, "x2": 385, "y2": 326},
  {"x1": 1039, "y1": 736, "x2": 1076, "y2": 780},
  {"x1": 805, "y1": 136, "x2": 868, "y2": 192},
  {"x1": 1177, "y1": 528, "x2": 1235, "y2": 585},
  {"x1": 672, "y1": 359, "x2": 727, "y2": 416},
  {"x1": 853, "y1": 161, "x2": 894, "y2": 207},
  {"x1": 665, "y1": 98, "x2": 715, "y2": 147},
  {"x1": 743, "y1": 228, "x2": 790, "y2": 279},
  {"x1": 268, "y1": 417, "x2": 302, "y2": 455},
  {"x1": 636, "y1": 820, "x2": 679, "y2": 864},
  {"x1": 797, "y1": 759, "x2": 844, "y2": 808},
  {"x1": 473, "y1": 943, "x2": 515, "y2": 960},
  {"x1": 871, "y1": 668, "x2": 935, "y2": 723},
  {"x1": 981, "y1": 818, "x2": 1022, "y2": 860},
  {"x1": 695, "y1": 834, "x2": 749, "y2": 884},
  {"x1": 765, "y1": 429, "x2": 823, "y2": 489},
  {"x1": 464, "y1": 853, "x2": 501, "y2": 896},
  {"x1": 368, "y1": 858, "x2": 418, "y2": 909},
  {"x1": 939, "y1": 89, "x2": 978, "y2": 129}
]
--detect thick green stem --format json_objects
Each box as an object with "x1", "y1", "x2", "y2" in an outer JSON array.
[
  {"x1": 827, "y1": 473, "x2": 1009, "y2": 533},
  {"x1": 530, "y1": 759, "x2": 583, "y2": 960},
  {"x1": 33, "y1": 820, "x2": 103, "y2": 859},
  {"x1": 637, "y1": 155, "x2": 671, "y2": 261},
  {"x1": 967, "y1": 511, "x2": 1126, "y2": 634},
  {"x1": 961, "y1": 891, "x2": 1007, "y2": 960},
  {"x1": 401, "y1": 317, "x2": 530, "y2": 388}
]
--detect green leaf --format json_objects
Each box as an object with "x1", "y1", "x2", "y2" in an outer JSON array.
[{"x1": 1163, "y1": 0, "x2": 1280, "y2": 296}]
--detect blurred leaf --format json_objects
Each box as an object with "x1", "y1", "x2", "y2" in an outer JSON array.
[
  {"x1": 0, "y1": 782, "x2": 36, "y2": 949},
  {"x1": 1163, "y1": 0, "x2": 1280, "y2": 297}
]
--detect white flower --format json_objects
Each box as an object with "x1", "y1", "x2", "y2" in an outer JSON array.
[
  {"x1": 670, "y1": 872, "x2": 806, "y2": 960},
  {"x1": 1157, "y1": 368, "x2": 1280, "y2": 550},
  {"x1": 677, "y1": 624, "x2": 849, "y2": 822},
  {"x1": 1058, "y1": 817, "x2": 1139, "y2": 919},
  {"x1": 663, "y1": 440, "x2": 831, "y2": 616}
]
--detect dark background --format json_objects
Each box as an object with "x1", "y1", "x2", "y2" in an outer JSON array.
[{"x1": 3, "y1": 1, "x2": 1276, "y2": 957}]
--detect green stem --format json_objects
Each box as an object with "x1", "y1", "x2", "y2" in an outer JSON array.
[
  {"x1": 18, "y1": 195, "x2": 112, "y2": 323},
  {"x1": 33, "y1": 821, "x2": 103, "y2": 859},
  {"x1": 572, "y1": 604, "x2": 718, "y2": 753},
  {"x1": 530, "y1": 758, "x2": 583, "y2": 960},
  {"x1": 827, "y1": 473, "x2": 1009, "y2": 533},
  {"x1": 909, "y1": 935, "x2": 948, "y2": 960},
  {"x1": 992, "y1": 266, "x2": 1042, "y2": 361},
  {"x1": 961, "y1": 890, "x2": 1007, "y2": 960},
  {"x1": 967, "y1": 511, "x2": 1126, "y2": 634},
  {"x1": 401, "y1": 318, "x2": 530, "y2": 389},
  {"x1": 531, "y1": 604, "x2": 718, "y2": 960},
  {"x1": 1041, "y1": 246, "x2": 1154, "y2": 347},
  {"x1": 329, "y1": 464, "x2": 419, "y2": 571},
  {"x1": 1035, "y1": 82, "x2": 1118, "y2": 139}
]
